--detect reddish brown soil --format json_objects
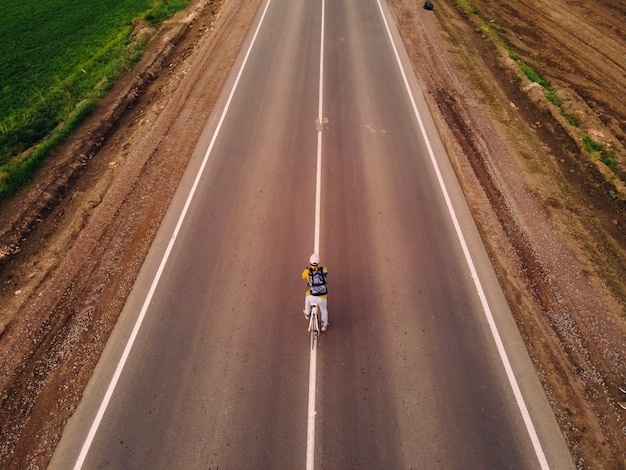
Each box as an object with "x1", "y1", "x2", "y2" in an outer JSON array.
[
  {"x1": 389, "y1": 1, "x2": 626, "y2": 468},
  {"x1": 0, "y1": 0, "x2": 624, "y2": 468}
]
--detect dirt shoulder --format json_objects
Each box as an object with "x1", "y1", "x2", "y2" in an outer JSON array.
[
  {"x1": 0, "y1": 0, "x2": 262, "y2": 467},
  {"x1": 0, "y1": 0, "x2": 624, "y2": 468},
  {"x1": 387, "y1": 0, "x2": 625, "y2": 468}
]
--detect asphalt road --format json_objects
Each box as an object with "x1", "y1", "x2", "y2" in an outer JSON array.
[{"x1": 51, "y1": 0, "x2": 574, "y2": 468}]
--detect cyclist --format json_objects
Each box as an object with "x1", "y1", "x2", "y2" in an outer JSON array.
[{"x1": 302, "y1": 253, "x2": 329, "y2": 331}]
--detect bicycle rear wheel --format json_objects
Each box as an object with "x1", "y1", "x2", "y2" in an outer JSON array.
[{"x1": 310, "y1": 306, "x2": 318, "y2": 350}]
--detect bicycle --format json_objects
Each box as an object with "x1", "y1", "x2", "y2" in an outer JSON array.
[{"x1": 308, "y1": 303, "x2": 320, "y2": 350}]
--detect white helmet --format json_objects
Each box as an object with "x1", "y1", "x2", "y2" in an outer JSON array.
[{"x1": 309, "y1": 253, "x2": 320, "y2": 266}]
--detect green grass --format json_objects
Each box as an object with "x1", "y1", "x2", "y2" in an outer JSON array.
[
  {"x1": 509, "y1": 52, "x2": 547, "y2": 87},
  {"x1": 508, "y1": 52, "x2": 563, "y2": 107},
  {"x1": 600, "y1": 152, "x2": 617, "y2": 170},
  {"x1": 582, "y1": 135, "x2": 604, "y2": 153},
  {"x1": 544, "y1": 87, "x2": 562, "y2": 107},
  {"x1": 564, "y1": 113, "x2": 582, "y2": 127},
  {"x1": 0, "y1": 0, "x2": 189, "y2": 202},
  {"x1": 454, "y1": 0, "x2": 480, "y2": 16},
  {"x1": 582, "y1": 134, "x2": 617, "y2": 170}
]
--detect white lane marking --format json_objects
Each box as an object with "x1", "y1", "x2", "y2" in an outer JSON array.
[
  {"x1": 374, "y1": 1, "x2": 550, "y2": 468},
  {"x1": 71, "y1": 1, "x2": 274, "y2": 468},
  {"x1": 307, "y1": 1, "x2": 326, "y2": 469},
  {"x1": 306, "y1": 332, "x2": 318, "y2": 470},
  {"x1": 314, "y1": 0, "x2": 325, "y2": 256}
]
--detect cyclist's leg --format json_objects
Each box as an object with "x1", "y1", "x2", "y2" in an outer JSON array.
[
  {"x1": 318, "y1": 297, "x2": 328, "y2": 326},
  {"x1": 304, "y1": 295, "x2": 313, "y2": 317}
]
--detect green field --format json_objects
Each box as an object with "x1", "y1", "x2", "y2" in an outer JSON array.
[{"x1": 0, "y1": 0, "x2": 189, "y2": 201}]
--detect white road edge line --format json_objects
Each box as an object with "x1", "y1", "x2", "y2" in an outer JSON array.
[
  {"x1": 306, "y1": 1, "x2": 326, "y2": 469},
  {"x1": 71, "y1": 1, "x2": 274, "y2": 468},
  {"x1": 374, "y1": 1, "x2": 550, "y2": 469}
]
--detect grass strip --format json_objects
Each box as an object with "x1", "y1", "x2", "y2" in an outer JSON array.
[{"x1": 0, "y1": 0, "x2": 189, "y2": 203}]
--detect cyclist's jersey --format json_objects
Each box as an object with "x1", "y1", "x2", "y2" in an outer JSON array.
[{"x1": 302, "y1": 266, "x2": 328, "y2": 298}]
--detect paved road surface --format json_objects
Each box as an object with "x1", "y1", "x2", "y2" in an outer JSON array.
[{"x1": 51, "y1": 0, "x2": 574, "y2": 468}]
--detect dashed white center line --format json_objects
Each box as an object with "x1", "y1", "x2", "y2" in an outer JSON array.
[{"x1": 306, "y1": 0, "x2": 326, "y2": 469}]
